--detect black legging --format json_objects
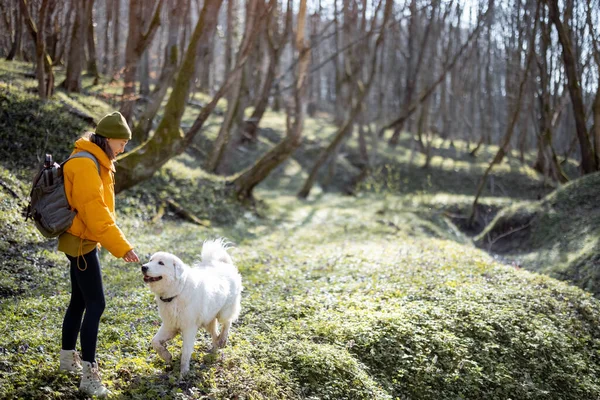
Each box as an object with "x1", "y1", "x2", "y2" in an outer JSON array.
[{"x1": 61, "y1": 248, "x2": 106, "y2": 363}]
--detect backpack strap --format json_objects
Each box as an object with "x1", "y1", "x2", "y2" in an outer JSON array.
[{"x1": 64, "y1": 151, "x2": 101, "y2": 175}]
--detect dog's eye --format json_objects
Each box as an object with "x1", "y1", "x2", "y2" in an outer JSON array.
[{"x1": 158, "y1": 261, "x2": 164, "y2": 265}]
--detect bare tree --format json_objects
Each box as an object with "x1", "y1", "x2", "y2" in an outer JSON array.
[
  {"x1": 241, "y1": 0, "x2": 293, "y2": 144},
  {"x1": 585, "y1": 0, "x2": 600, "y2": 167},
  {"x1": 61, "y1": 0, "x2": 87, "y2": 92},
  {"x1": 470, "y1": 0, "x2": 539, "y2": 225},
  {"x1": 131, "y1": 0, "x2": 186, "y2": 145},
  {"x1": 6, "y1": 0, "x2": 23, "y2": 61},
  {"x1": 112, "y1": 0, "x2": 120, "y2": 78},
  {"x1": 532, "y1": 9, "x2": 568, "y2": 183},
  {"x1": 388, "y1": 0, "x2": 437, "y2": 147},
  {"x1": 19, "y1": 0, "x2": 54, "y2": 98},
  {"x1": 377, "y1": 2, "x2": 491, "y2": 139},
  {"x1": 115, "y1": 0, "x2": 225, "y2": 193},
  {"x1": 86, "y1": 0, "x2": 99, "y2": 85},
  {"x1": 232, "y1": 0, "x2": 311, "y2": 201},
  {"x1": 545, "y1": 0, "x2": 597, "y2": 173},
  {"x1": 119, "y1": 0, "x2": 164, "y2": 123},
  {"x1": 297, "y1": 0, "x2": 393, "y2": 199},
  {"x1": 205, "y1": 0, "x2": 265, "y2": 172},
  {"x1": 102, "y1": 0, "x2": 112, "y2": 74}
]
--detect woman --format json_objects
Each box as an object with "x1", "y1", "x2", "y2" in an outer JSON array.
[{"x1": 58, "y1": 111, "x2": 139, "y2": 397}]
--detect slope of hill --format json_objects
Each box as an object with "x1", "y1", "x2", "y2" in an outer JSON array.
[{"x1": 475, "y1": 172, "x2": 600, "y2": 295}]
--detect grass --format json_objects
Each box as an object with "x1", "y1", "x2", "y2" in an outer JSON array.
[{"x1": 1, "y1": 59, "x2": 600, "y2": 399}]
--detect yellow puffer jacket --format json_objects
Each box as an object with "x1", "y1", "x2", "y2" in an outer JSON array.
[{"x1": 61, "y1": 137, "x2": 133, "y2": 258}]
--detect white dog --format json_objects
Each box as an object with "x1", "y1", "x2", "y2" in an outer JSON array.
[{"x1": 141, "y1": 239, "x2": 242, "y2": 376}]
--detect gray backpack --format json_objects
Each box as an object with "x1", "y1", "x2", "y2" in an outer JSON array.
[{"x1": 24, "y1": 152, "x2": 100, "y2": 238}]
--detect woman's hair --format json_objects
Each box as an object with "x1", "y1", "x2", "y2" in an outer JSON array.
[{"x1": 83, "y1": 132, "x2": 116, "y2": 160}]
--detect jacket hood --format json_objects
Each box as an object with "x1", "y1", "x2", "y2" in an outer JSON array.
[{"x1": 73, "y1": 137, "x2": 115, "y2": 172}]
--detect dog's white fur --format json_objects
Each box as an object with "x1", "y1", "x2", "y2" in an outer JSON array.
[{"x1": 142, "y1": 239, "x2": 242, "y2": 376}]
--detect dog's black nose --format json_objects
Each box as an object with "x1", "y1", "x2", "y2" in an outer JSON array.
[{"x1": 141, "y1": 265, "x2": 148, "y2": 273}]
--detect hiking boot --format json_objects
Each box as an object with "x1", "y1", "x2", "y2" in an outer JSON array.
[
  {"x1": 59, "y1": 349, "x2": 82, "y2": 372},
  {"x1": 80, "y1": 361, "x2": 110, "y2": 397}
]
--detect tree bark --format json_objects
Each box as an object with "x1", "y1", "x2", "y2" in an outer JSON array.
[
  {"x1": 19, "y1": 0, "x2": 54, "y2": 97},
  {"x1": 225, "y1": 0, "x2": 236, "y2": 75},
  {"x1": 102, "y1": 0, "x2": 112, "y2": 74},
  {"x1": 585, "y1": 0, "x2": 600, "y2": 168},
  {"x1": 112, "y1": 0, "x2": 120, "y2": 78},
  {"x1": 54, "y1": 0, "x2": 74, "y2": 66},
  {"x1": 61, "y1": 0, "x2": 87, "y2": 92},
  {"x1": 36, "y1": 0, "x2": 50, "y2": 99},
  {"x1": 532, "y1": 14, "x2": 568, "y2": 183},
  {"x1": 86, "y1": 0, "x2": 99, "y2": 85},
  {"x1": 6, "y1": 1, "x2": 22, "y2": 61}
]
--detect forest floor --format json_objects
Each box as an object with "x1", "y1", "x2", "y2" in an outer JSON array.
[{"x1": 1, "y1": 60, "x2": 599, "y2": 399}]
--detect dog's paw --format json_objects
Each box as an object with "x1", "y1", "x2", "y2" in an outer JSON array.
[
  {"x1": 156, "y1": 349, "x2": 172, "y2": 363},
  {"x1": 216, "y1": 337, "x2": 228, "y2": 349},
  {"x1": 179, "y1": 367, "x2": 190, "y2": 379}
]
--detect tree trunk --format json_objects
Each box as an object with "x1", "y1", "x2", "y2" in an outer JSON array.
[
  {"x1": 43, "y1": 0, "x2": 59, "y2": 62},
  {"x1": 546, "y1": 0, "x2": 597, "y2": 173},
  {"x1": 242, "y1": 0, "x2": 292, "y2": 144},
  {"x1": 206, "y1": 69, "x2": 246, "y2": 172},
  {"x1": 131, "y1": 0, "x2": 186, "y2": 145},
  {"x1": 225, "y1": 0, "x2": 236, "y2": 75},
  {"x1": 418, "y1": 95, "x2": 432, "y2": 168},
  {"x1": 120, "y1": 0, "x2": 164, "y2": 124},
  {"x1": 389, "y1": 0, "x2": 441, "y2": 147},
  {"x1": 470, "y1": 3, "x2": 537, "y2": 225},
  {"x1": 102, "y1": 0, "x2": 112, "y2": 74},
  {"x1": 86, "y1": 0, "x2": 99, "y2": 85},
  {"x1": 61, "y1": 0, "x2": 86, "y2": 92},
  {"x1": 139, "y1": 49, "x2": 150, "y2": 96},
  {"x1": 585, "y1": 0, "x2": 600, "y2": 168},
  {"x1": 532, "y1": 13, "x2": 568, "y2": 184},
  {"x1": 308, "y1": 10, "x2": 321, "y2": 115},
  {"x1": 6, "y1": 1, "x2": 22, "y2": 61},
  {"x1": 54, "y1": 0, "x2": 74, "y2": 66},
  {"x1": 594, "y1": 88, "x2": 600, "y2": 167},
  {"x1": 112, "y1": 0, "x2": 120, "y2": 78},
  {"x1": 115, "y1": 0, "x2": 225, "y2": 194},
  {"x1": 20, "y1": 0, "x2": 54, "y2": 97},
  {"x1": 205, "y1": 0, "x2": 261, "y2": 172},
  {"x1": 36, "y1": 0, "x2": 50, "y2": 99}
]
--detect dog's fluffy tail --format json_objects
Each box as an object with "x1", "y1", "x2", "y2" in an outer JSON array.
[{"x1": 201, "y1": 238, "x2": 233, "y2": 265}]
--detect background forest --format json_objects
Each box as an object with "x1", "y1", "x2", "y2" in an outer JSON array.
[{"x1": 1, "y1": 0, "x2": 600, "y2": 399}]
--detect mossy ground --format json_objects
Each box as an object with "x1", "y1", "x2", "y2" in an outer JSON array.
[
  {"x1": 1, "y1": 60, "x2": 599, "y2": 400},
  {"x1": 475, "y1": 172, "x2": 600, "y2": 295}
]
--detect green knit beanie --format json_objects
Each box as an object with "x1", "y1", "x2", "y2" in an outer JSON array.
[{"x1": 95, "y1": 111, "x2": 132, "y2": 140}]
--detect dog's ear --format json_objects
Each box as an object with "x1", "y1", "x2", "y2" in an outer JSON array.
[{"x1": 173, "y1": 259, "x2": 183, "y2": 279}]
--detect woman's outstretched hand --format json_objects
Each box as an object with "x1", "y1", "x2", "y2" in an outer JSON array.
[{"x1": 123, "y1": 249, "x2": 139, "y2": 263}]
